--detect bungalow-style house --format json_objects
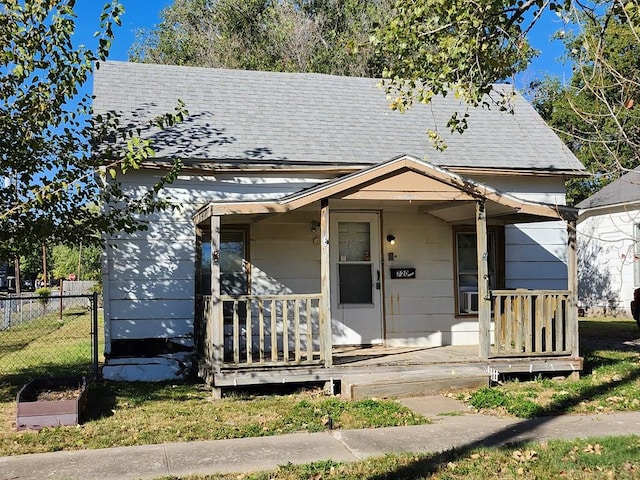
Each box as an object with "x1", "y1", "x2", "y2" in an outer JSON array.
[
  {"x1": 576, "y1": 167, "x2": 640, "y2": 316},
  {"x1": 94, "y1": 61, "x2": 586, "y2": 395}
]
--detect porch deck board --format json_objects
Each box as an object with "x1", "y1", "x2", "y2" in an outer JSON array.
[
  {"x1": 208, "y1": 344, "x2": 582, "y2": 397},
  {"x1": 331, "y1": 345, "x2": 479, "y2": 366},
  {"x1": 343, "y1": 370, "x2": 489, "y2": 400}
]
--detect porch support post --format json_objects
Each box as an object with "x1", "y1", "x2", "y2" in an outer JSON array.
[
  {"x1": 567, "y1": 218, "x2": 579, "y2": 359},
  {"x1": 320, "y1": 198, "x2": 333, "y2": 367},
  {"x1": 210, "y1": 215, "x2": 223, "y2": 374},
  {"x1": 476, "y1": 200, "x2": 491, "y2": 360}
]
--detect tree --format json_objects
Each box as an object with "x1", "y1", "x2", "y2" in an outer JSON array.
[
  {"x1": 373, "y1": 0, "x2": 640, "y2": 195},
  {"x1": 531, "y1": 15, "x2": 640, "y2": 203},
  {"x1": 0, "y1": 0, "x2": 186, "y2": 263},
  {"x1": 51, "y1": 243, "x2": 101, "y2": 281},
  {"x1": 19, "y1": 245, "x2": 43, "y2": 284},
  {"x1": 130, "y1": 0, "x2": 392, "y2": 77},
  {"x1": 373, "y1": 0, "x2": 539, "y2": 129}
]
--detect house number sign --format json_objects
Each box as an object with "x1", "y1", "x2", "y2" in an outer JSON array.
[{"x1": 390, "y1": 268, "x2": 416, "y2": 279}]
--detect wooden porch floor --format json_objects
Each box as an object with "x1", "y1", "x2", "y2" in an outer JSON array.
[
  {"x1": 207, "y1": 344, "x2": 583, "y2": 399},
  {"x1": 332, "y1": 344, "x2": 479, "y2": 367}
]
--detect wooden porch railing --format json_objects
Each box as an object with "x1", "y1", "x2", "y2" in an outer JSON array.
[
  {"x1": 198, "y1": 294, "x2": 327, "y2": 369},
  {"x1": 491, "y1": 290, "x2": 576, "y2": 357},
  {"x1": 196, "y1": 295, "x2": 215, "y2": 364}
]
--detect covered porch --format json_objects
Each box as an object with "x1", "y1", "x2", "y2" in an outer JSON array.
[{"x1": 193, "y1": 156, "x2": 581, "y2": 396}]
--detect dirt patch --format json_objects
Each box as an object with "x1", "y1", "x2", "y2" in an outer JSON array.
[
  {"x1": 17, "y1": 377, "x2": 86, "y2": 403},
  {"x1": 34, "y1": 386, "x2": 83, "y2": 402}
]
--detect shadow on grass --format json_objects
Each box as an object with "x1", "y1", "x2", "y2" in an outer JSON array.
[
  {"x1": 580, "y1": 319, "x2": 640, "y2": 348},
  {"x1": 371, "y1": 364, "x2": 640, "y2": 479},
  {"x1": 0, "y1": 322, "x2": 67, "y2": 359},
  {"x1": 85, "y1": 381, "x2": 118, "y2": 421},
  {"x1": 366, "y1": 318, "x2": 640, "y2": 479}
]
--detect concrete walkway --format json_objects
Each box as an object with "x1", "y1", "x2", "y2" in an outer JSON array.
[{"x1": 3, "y1": 397, "x2": 640, "y2": 480}]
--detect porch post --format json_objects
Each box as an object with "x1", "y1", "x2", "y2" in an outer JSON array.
[
  {"x1": 476, "y1": 200, "x2": 491, "y2": 360},
  {"x1": 210, "y1": 215, "x2": 223, "y2": 373},
  {"x1": 320, "y1": 198, "x2": 333, "y2": 367},
  {"x1": 567, "y1": 218, "x2": 579, "y2": 358}
]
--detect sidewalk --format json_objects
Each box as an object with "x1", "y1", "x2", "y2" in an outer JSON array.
[{"x1": 3, "y1": 397, "x2": 640, "y2": 480}]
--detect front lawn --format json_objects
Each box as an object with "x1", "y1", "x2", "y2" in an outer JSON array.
[
  {"x1": 464, "y1": 317, "x2": 640, "y2": 417},
  {"x1": 2, "y1": 314, "x2": 639, "y2": 456},
  {"x1": 156, "y1": 435, "x2": 640, "y2": 480},
  {"x1": 0, "y1": 381, "x2": 426, "y2": 456}
]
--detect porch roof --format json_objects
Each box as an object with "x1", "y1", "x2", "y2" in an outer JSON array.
[{"x1": 193, "y1": 155, "x2": 577, "y2": 225}]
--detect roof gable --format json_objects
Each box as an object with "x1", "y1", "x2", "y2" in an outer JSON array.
[
  {"x1": 339, "y1": 169, "x2": 474, "y2": 202},
  {"x1": 93, "y1": 61, "x2": 585, "y2": 174}
]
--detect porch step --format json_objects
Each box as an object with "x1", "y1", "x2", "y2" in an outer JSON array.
[{"x1": 341, "y1": 365, "x2": 490, "y2": 400}]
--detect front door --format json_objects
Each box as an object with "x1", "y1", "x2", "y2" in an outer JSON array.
[{"x1": 330, "y1": 212, "x2": 383, "y2": 345}]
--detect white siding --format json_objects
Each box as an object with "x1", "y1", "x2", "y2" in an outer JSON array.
[
  {"x1": 250, "y1": 211, "x2": 322, "y2": 295},
  {"x1": 381, "y1": 210, "x2": 469, "y2": 346},
  {"x1": 103, "y1": 168, "x2": 574, "y2": 378},
  {"x1": 475, "y1": 175, "x2": 567, "y2": 205},
  {"x1": 505, "y1": 222, "x2": 568, "y2": 290},
  {"x1": 577, "y1": 208, "x2": 640, "y2": 314},
  {"x1": 103, "y1": 169, "x2": 331, "y2": 356},
  {"x1": 471, "y1": 174, "x2": 569, "y2": 291},
  {"x1": 249, "y1": 208, "x2": 479, "y2": 347}
]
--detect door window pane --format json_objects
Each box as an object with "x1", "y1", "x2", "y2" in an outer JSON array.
[
  {"x1": 337, "y1": 221, "x2": 373, "y2": 304},
  {"x1": 339, "y1": 264, "x2": 373, "y2": 304},
  {"x1": 338, "y1": 222, "x2": 370, "y2": 261}
]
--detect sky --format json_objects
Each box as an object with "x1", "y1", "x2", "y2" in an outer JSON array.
[
  {"x1": 72, "y1": 1, "x2": 574, "y2": 91},
  {"x1": 73, "y1": 1, "x2": 171, "y2": 61}
]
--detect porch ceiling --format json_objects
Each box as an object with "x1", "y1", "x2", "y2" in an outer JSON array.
[
  {"x1": 193, "y1": 155, "x2": 577, "y2": 225},
  {"x1": 417, "y1": 200, "x2": 551, "y2": 224}
]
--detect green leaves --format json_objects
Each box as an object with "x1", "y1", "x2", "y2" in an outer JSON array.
[
  {"x1": 531, "y1": 6, "x2": 640, "y2": 204},
  {"x1": 131, "y1": 0, "x2": 393, "y2": 77},
  {"x1": 0, "y1": 0, "x2": 186, "y2": 260},
  {"x1": 374, "y1": 0, "x2": 640, "y2": 191},
  {"x1": 375, "y1": 0, "x2": 537, "y2": 127}
]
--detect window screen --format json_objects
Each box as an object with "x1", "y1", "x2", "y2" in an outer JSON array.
[{"x1": 339, "y1": 264, "x2": 373, "y2": 304}]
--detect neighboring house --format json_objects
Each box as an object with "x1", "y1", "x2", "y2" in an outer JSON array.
[
  {"x1": 577, "y1": 167, "x2": 640, "y2": 316},
  {"x1": 93, "y1": 61, "x2": 586, "y2": 387}
]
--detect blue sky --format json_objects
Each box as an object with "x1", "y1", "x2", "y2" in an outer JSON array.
[
  {"x1": 73, "y1": 1, "x2": 171, "y2": 61},
  {"x1": 73, "y1": 1, "x2": 572, "y2": 88}
]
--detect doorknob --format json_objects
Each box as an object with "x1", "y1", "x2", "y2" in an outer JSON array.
[{"x1": 376, "y1": 270, "x2": 381, "y2": 290}]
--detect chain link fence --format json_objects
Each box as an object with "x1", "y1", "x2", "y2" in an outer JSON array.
[{"x1": 0, "y1": 291, "x2": 101, "y2": 384}]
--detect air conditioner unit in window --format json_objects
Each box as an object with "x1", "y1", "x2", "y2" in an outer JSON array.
[{"x1": 461, "y1": 291, "x2": 479, "y2": 313}]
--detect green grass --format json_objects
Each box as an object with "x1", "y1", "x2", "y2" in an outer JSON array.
[
  {"x1": 0, "y1": 308, "x2": 426, "y2": 456},
  {"x1": 0, "y1": 307, "x2": 100, "y2": 385},
  {"x1": 3, "y1": 313, "x2": 640, "y2": 458},
  {"x1": 463, "y1": 317, "x2": 640, "y2": 418},
  {"x1": 0, "y1": 382, "x2": 425, "y2": 456},
  {"x1": 155, "y1": 435, "x2": 640, "y2": 479}
]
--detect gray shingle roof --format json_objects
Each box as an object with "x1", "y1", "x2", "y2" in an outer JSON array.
[
  {"x1": 92, "y1": 61, "x2": 585, "y2": 172},
  {"x1": 576, "y1": 166, "x2": 640, "y2": 209}
]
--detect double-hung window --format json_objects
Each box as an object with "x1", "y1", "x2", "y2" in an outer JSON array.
[{"x1": 454, "y1": 226, "x2": 503, "y2": 316}]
